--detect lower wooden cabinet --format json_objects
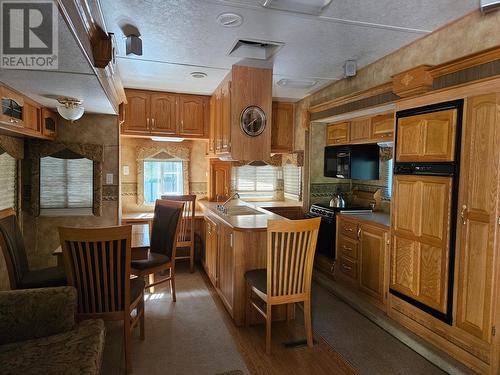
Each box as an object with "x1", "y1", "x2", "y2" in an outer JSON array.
[
  {"x1": 218, "y1": 223, "x2": 234, "y2": 313},
  {"x1": 336, "y1": 215, "x2": 389, "y2": 308},
  {"x1": 204, "y1": 216, "x2": 218, "y2": 286}
]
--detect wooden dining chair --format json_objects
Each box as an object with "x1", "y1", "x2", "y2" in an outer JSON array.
[
  {"x1": 161, "y1": 194, "x2": 196, "y2": 273},
  {"x1": 244, "y1": 217, "x2": 321, "y2": 354},
  {"x1": 131, "y1": 199, "x2": 184, "y2": 301},
  {"x1": 58, "y1": 225, "x2": 144, "y2": 373},
  {"x1": 0, "y1": 207, "x2": 66, "y2": 289}
]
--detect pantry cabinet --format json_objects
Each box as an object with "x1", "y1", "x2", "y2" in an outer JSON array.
[{"x1": 121, "y1": 88, "x2": 209, "y2": 138}]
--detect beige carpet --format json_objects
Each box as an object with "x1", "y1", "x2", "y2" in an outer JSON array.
[{"x1": 100, "y1": 265, "x2": 249, "y2": 375}]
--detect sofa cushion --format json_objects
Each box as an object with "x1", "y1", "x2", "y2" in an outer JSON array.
[{"x1": 0, "y1": 319, "x2": 105, "y2": 375}]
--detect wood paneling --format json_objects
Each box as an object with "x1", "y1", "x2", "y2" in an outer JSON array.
[
  {"x1": 122, "y1": 90, "x2": 149, "y2": 133},
  {"x1": 179, "y1": 95, "x2": 206, "y2": 136},
  {"x1": 326, "y1": 122, "x2": 349, "y2": 145},
  {"x1": 349, "y1": 118, "x2": 371, "y2": 143},
  {"x1": 271, "y1": 102, "x2": 295, "y2": 153},
  {"x1": 396, "y1": 109, "x2": 457, "y2": 162},
  {"x1": 150, "y1": 93, "x2": 177, "y2": 135},
  {"x1": 391, "y1": 175, "x2": 452, "y2": 313},
  {"x1": 455, "y1": 93, "x2": 500, "y2": 343}
]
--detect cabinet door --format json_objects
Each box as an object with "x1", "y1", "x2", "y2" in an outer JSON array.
[
  {"x1": 396, "y1": 109, "x2": 456, "y2": 162},
  {"x1": 150, "y1": 93, "x2": 177, "y2": 135},
  {"x1": 371, "y1": 113, "x2": 394, "y2": 141},
  {"x1": 204, "y1": 217, "x2": 218, "y2": 286},
  {"x1": 214, "y1": 88, "x2": 222, "y2": 152},
  {"x1": 271, "y1": 102, "x2": 294, "y2": 153},
  {"x1": 349, "y1": 118, "x2": 371, "y2": 143},
  {"x1": 210, "y1": 161, "x2": 231, "y2": 202},
  {"x1": 326, "y1": 122, "x2": 349, "y2": 145},
  {"x1": 455, "y1": 94, "x2": 500, "y2": 343},
  {"x1": 0, "y1": 86, "x2": 24, "y2": 127},
  {"x1": 123, "y1": 90, "x2": 150, "y2": 133},
  {"x1": 390, "y1": 174, "x2": 452, "y2": 313},
  {"x1": 179, "y1": 95, "x2": 206, "y2": 136},
  {"x1": 23, "y1": 102, "x2": 40, "y2": 132},
  {"x1": 208, "y1": 95, "x2": 216, "y2": 154},
  {"x1": 220, "y1": 82, "x2": 231, "y2": 152},
  {"x1": 359, "y1": 225, "x2": 386, "y2": 301},
  {"x1": 218, "y1": 225, "x2": 234, "y2": 311},
  {"x1": 41, "y1": 108, "x2": 57, "y2": 138}
]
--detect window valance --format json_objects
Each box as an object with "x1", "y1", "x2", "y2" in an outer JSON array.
[{"x1": 0, "y1": 135, "x2": 24, "y2": 160}]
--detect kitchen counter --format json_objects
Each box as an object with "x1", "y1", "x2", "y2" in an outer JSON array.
[
  {"x1": 198, "y1": 199, "x2": 287, "y2": 231},
  {"x1": 337, "y1": 211, "x2": 390, "y2": 228},
  {"x1": 122, "y1": 211, "x2": 204, "y2": 222}
]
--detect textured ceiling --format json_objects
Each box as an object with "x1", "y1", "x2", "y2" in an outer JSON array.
[
  {"x1": 0, "y1": 14, "x2": 115, "y2": 114},
  {"x1": 101, "y1": 0, "x2": 478, "y2": 100}
]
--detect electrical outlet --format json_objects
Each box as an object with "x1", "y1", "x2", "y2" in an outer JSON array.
[
  {"x1": 106, "y1": 173, "x2": 113, "y2": 185},
  {"x1": 123, "y1": 165, "x2": 129, "y2": 176}
]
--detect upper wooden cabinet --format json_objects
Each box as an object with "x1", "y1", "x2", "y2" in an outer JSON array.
[
  {"x1": 326, "y1": 113, "x2": 394, "y2": 146},
  {"x1": 220, "y1": 81, "x2": 231, "y2": 153},
  {"x1": 209, "y1": 160, "x2": 231, "y2": 202},
  {"x1": 326, "y1": 122, "x2": 349, "y2": 145},
  {"x1": 121, "y1": 89, "x2": 209, "y2": 138},
  {"x1": 396, "y1": 109, "x2": 456, "y2": 162},
  {"x1": 41, "y1": 108, "x2": 58, "y2": 139},
  {"x1": 1, "y1": 86, "x2": 25, "y2": 127},
  {"x1": 271, "y1": 102, "x2": 295, "y2": 153}
]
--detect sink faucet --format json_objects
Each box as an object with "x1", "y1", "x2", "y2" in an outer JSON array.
[{"x1": 217, "y1": 193, "x2": 240, "y2": 214}]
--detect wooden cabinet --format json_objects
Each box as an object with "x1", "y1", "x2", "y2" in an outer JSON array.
[
  {"x1": 208, "y1": 95, "x2": 216, "y2": 155},
  {"x1": 23, "y1": 101, "x2": 40, "y2": 132},
  {"x1": 121, "y1": 89, "x2": 209, "y2": 138},
  {"x1": 150, "y1": 93, "x2": 177, "y2": 135},
  {"x1": 0, "y1": 86, "x2": 25, "y2": 127},
  {"x1": 349, "y1": 118, "x2": 371, "y2": 143},
  {"x1": 455, "y1": 93, "x2": 500, "y2": 343},
  {"x1": 271, "y1": 102, "x2": 294, "y2": 153},
  {"x1": 326, "y1": 122, "x2": 349, "y2": 145},
  {"x1": 204, "y1": 216, "x2": 219, "y2": 286},
  {"x1": 41, "y1": 108, "x2": 57, "y2": 138},
  {"x1": 336, "y1": 215, "x2": 389, "y2": 308},
  {"x1": 396, "y1": 109, "x2": 457, "y2": 162},
  {"x1": 209, "y1": 160, "x2": 231, "y2": 202},
  {"x1": 220, "y1": 81, "x2": 231, "y2": 153},
  {"x1": 390, "y1": 174, "x2": 452, "y2": 313},
  {"x1": 371, "y1": 113, "x2": 394, "y2": 140},
  {"x1": 218, "y1": 224, "x2": 234, "y2": 312},
  {"x1": 179, "y1": 95, "x2": 207, "y2": 136}
]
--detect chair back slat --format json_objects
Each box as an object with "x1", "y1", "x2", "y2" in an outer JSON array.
[
  {"x1": 161, "y1": 195, "x2": 196, "y2": 244},
  {"x1": 267, "y1": 218, "x2": 320, "y2": 298},
  {"x1": 59, "y1": 226, "x2": 132, "y2": 315}
]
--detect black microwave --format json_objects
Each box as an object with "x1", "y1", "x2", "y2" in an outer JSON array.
[{"x1": 324, "y1": 144, "x2": 380, "y2": 180}]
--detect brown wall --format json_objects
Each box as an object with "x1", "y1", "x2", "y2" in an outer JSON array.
[
  {"x1": 120, "y1": 137, "x2": 209, "y2": 213},
  {"x1": 21, "y1": 114, "x2": 120, "y2": 274},
  {"x1": 294, "y1": 10, "x2": 500, "y2": 152}
]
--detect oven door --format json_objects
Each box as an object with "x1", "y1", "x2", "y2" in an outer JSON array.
[{"x1": 306, "y1": 213, "x2": 336, "y2": 259}]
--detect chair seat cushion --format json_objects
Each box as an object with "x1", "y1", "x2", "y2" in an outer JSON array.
[
  {"x1": 131, "y1": 252, "x2": 170, "y2": 271},
  {"x1": 0, "y1": 319, "x2": 105, "y2": 375},
  {"x1": 244, "y1": 269, "x2": 267, "y2": 294},
  {"x1": 130, "y1": 278, "x2": 145, "y2": 303},
  {"x1": 18, "y1": 267, "x2": 67, "y2": 289}
]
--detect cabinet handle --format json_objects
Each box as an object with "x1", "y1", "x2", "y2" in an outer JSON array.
[
  {"x1": 152, "y1": 118, "x2": 155, "y2": 127},
  {"x1": 147, "y1": 118, "x2": 150, "y2": 127},
  {"x1": 460, "y1": 205, "x2": 468, "y2": 225},
  {"x1": 342, "y1": 245, "x2": 352, "y2": 252},
  {"x1": 342, "y1": 263, "x2": 352, "y2": 271},
  {"x1": 9, "y1": 118, "x2": 19, "y2": 124},
  {"x1": 357, "y1": 227, "x2": 361, "y2": 239},
  {"x1": 343, "y1": 226, "x2": 353, "y2": 232}
]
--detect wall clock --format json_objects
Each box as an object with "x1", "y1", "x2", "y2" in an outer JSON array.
[{"x1": 240, "y1": 106, "x2": 266, "y2": 137}]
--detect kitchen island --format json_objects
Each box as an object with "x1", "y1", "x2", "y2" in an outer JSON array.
[{"x1": 199, "y1": 199, "x2": 293, "y2": 325}]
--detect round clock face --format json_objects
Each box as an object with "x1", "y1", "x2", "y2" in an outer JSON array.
[{"x1": 240, "y1": 106, "x2": 266, "y2": 137}]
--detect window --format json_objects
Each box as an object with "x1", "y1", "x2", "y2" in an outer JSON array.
[
  {"x1": 40, "y1": 156, "x2": 93, "y2": 214},
  {"x1": 0, "y1": 152, "x2": 16, "y2": 210},
  {"x1": 143, "y1": 160, "x2": 183, "y2": 204},
  {"x1": 233, "y1": 165, "x2": 279, "y2": 199},
  {"x1": 283, "y1": 164, "x2": 302, "y2": 201}
]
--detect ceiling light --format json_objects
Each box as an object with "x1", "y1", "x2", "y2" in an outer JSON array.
[
  {"x1": 57, "y1": 97, "x2": 84, "y2": 122},
  {"x1": 260, "y1": 0, "x2": 332, "y2": 15},
  {"x1": 277, "y1": 78, "x2": 317, "y2": 89},
  {"x1": 150, "y1": 137, "x2": 184, "y2": 142},
  {"x1": 217, "y1": 13, "x2": 243, "y2": 27},
  {"x1": 190, "y1": 71, "x2": 207, "y2": 79}
]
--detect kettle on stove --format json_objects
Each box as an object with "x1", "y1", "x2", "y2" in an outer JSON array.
[{"x1": 330, "y1": 193, "x2": 346, "y2": 208}]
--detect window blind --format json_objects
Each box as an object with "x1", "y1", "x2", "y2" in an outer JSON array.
[
  {"x1": 40, "y1": 156, "x2": 93, "y2": 210},
  {"x1": 283, "y1": 164, "x2": 302, "y2": 201},
  {"x1": 0, "y1": 152, "x2": 16, "y2": 210},
  {"x1": 233, "y1": 165, "x2": 279, "y2": 199},
  {"x1": 380, "y1": 158, "x2": 393, "y2": 199}
]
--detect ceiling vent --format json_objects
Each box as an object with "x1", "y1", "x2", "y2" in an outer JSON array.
[
  {"x1": 481, "y1": 0, "x2": 500, "y2": 13},
  {"x1": 260, "y1": 0, "x2": 332, "y2": 15},
  {"x1": 277, "y1": 78, "x2": 317, "y2": 89},
  {"x1": 216, "y1": 13, "x2": 243, "y2": 27},
  {"x1": 228, "y1": 39, "x2": 284, "y2": 60}
]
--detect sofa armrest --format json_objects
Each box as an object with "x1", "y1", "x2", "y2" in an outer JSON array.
[{"x1": 0, "y1": 286, "x2": 77, "y2": 345}]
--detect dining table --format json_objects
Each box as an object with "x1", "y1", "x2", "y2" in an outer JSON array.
[{"x1": 52, "y1": 223, "x2": 150, "y2": 267}]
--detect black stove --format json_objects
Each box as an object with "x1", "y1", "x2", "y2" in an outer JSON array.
[{"x1": 307, "y1": 203, "x2": 372, "y2": 259}]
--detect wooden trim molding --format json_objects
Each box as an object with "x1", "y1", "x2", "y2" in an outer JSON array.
[
  {"x1": 430, "y1": 45, "x2": 500, "y2": 77},
  {"x1": 392, "y1": 65, "x2": 433, "y2": 98}
]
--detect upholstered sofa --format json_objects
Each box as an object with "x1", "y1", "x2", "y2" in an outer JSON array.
[{"x1": 0, "y1": 287, "x2": 105, "y2": 375}]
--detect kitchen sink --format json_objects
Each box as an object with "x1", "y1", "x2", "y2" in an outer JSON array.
[{"x1": 222, "y1": 205, "x2": 265, "y2": 216}]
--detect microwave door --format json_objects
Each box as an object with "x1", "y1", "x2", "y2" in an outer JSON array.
[{"x1": 336, "y1": 152, "x2": 350, "y2": 178}]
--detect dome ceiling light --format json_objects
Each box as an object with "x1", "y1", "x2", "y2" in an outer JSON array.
[{"x1": 57, "y1": 97, "x2": 85, "y2": 122}]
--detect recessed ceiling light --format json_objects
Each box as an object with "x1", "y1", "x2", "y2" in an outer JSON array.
[
  {"x1": 277, "y1": 78, "x2": 317, "y2": 89},
  {"x1": 217, "y1": 12, "x2": 243, "y2": 27},
  {"x1": 190, "y1": 71, "x2": 207, "y2": 79}
]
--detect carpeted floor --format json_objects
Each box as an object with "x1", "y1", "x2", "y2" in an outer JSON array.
[{"x1": 310, "y1": 282, "x2": 447, "y2": 375}]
